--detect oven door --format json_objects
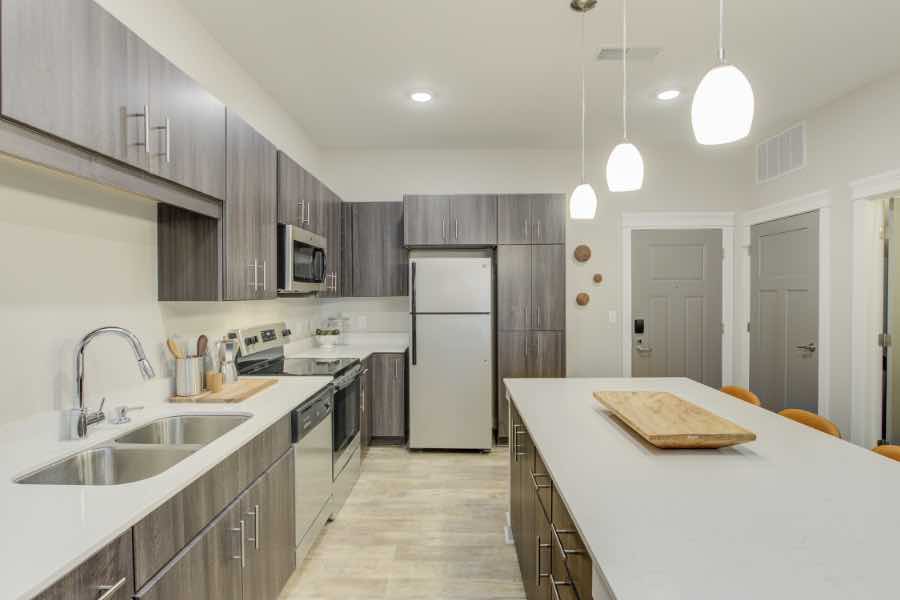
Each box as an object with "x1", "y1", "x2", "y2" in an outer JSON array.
[
  {"x1": 278, "y1": 224, "x2": 327, "y2": 293},
  {"x1": 332, "y1": 369, "x2": 361, "y2": 474}
]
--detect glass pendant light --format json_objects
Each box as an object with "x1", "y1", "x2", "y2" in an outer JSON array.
[
  {"x1": 691, "y1": 0, "x2": 754, "y2": 145},
  {"x1": 569, "y1": 1, "x2": 598, "y2": 220},
  {"x1": 606, "y1": 0, "x2": 644, "y2": 192}
]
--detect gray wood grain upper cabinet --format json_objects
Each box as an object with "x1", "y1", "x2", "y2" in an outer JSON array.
[
  {"x1": 35, "y1": 530, "x2": 134, "y2": 600},
  {"x1": 347, "y1": 203, "x2": 408, "y2": 297},
  {"x1": 404, "y1": 195, "x2": 450, "y2": 246},
  {"x1": 449, "y1": 194, "x2": 497, "y2": 245},
  {"x1": 277, "y1": 151, "x2": 325, "y2": 234},
  {"x1": 149, "y1": 56, "x2": 226, "y2": 200},
  {"x1": 498, "y1": 194, "x2": 565, "y2": 244},
  {"x1": 497, "y1": 332, "x2": 529, "y2": 440},
  {"x1": 242, "y1": 450, "x2": 295, "y2": 600},
  {"x1": 320, "y1": 186, "x2": 343, "y2": 298},
  {"x1": 370, "y1": 353, "x2": 406, "y2": 439},
  {"x1": 134, "y1": 499, "x2": 243, "y2": 600},
  {"x1": 224, "y1": 110, "x2": 277, "y2": 301},
  {"x1": 497, "y1": 245, "x2": 532, "y2": 330},
  {"x1": 532, "y1": 244, "x2": 565, "y2": 331},
  {"x1": 1, "y1": 0, "x2": 130, "y2": 162}
]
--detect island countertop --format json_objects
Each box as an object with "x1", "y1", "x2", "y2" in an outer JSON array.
[{"x1": 505, "y1": 377, "x2": 900, "y2": 600}]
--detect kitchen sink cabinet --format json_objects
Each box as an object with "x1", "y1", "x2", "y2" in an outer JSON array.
[
  {"x1": 370, "y1": 352, "x2": 407, "y2": 441},
  {"x1": 34, "y1": 530, "x2": 134, "y2": 600},
  {"x1": 498, "y1": 194, "x2": 566, "y2": 245},
  {"x1": 345, "y1": 202, "x2": 408, "y2": 297},
  {"x1": 403, "y1": 194, "x2": 497, "y2": 246},
  {"x1": 223, "y1": 109, "x2": 277, "y2": 301}
]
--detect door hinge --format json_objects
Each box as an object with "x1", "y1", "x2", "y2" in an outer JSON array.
[{"x1": 879, "y1": 332, "x2": 892, "y2": 348}]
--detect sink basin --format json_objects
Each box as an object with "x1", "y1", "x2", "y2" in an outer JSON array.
[
  {"x1": 114, "y1": 414, "x2": 249, "y2": 445},
  {"x1": 16, "y1": 445, "x2": 196, "y2": 485}
]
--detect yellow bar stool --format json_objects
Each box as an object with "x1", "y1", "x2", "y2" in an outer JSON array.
[
  {"x1": 873, "y1": 445, "x2": 900, "y2": 462},
  {"x1": 778, "y1": 408, "x2": 841, "y2": 438},
  {"x1": 720, "y1": 386, "x2": 762, "y2": 407}
]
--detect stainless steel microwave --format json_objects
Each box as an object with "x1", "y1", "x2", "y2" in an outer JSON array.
[{"x1": 277, "y1": 224, "x2": 327, "y2": 294}]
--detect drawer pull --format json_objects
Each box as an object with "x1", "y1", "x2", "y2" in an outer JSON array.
[
  {"x1": 530, "y1": 470, "x2": 552, "y2": 490},
  {"x1": 96, "y1": 577, "x2": 127, "y2": 600},
  {"x1": 550, "y1": 575, "x2": 574, "y2": 600},
  {"x1": 535, "y1": 535, "x2": 551, "y2": 588},
  {"x1": 232, "y1": 519, "x2": 246, "y2": 568},
  {"x1": 247, "y1": 504, "x2": 260, "y2": 550},
  {"x1": 552, "y1": 525, "x2": 587, "y2": 560}
]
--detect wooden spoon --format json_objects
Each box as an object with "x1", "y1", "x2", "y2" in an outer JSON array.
[
  {"x1": 197, "y1": 334, "x2": 208, "y2": 358},
  {"x1": 167, "y1": 338, "x2": 185, "y2": 360}
]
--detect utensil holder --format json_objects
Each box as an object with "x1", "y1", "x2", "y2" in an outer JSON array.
[{"x1": 175, "y1": 357, "x2": 203, "y2": 396}]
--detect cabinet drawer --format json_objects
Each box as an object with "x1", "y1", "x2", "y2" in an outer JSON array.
[
  {"x1": 133, "y1": 416, "x2": 291, "y2": 588},
  {"x1": 35, "y1": 531, "x2": 133, "y2": 600},
  {"x1": 550, "y1": 488, "x2": 592, "y2": 600}
]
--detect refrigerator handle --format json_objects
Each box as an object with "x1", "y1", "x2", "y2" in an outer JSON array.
[{"x1": 411, "y1": 261, "x2": 417, "y2": 366}]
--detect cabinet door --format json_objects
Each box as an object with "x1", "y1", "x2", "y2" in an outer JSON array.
[
  {"x1": 306, "y1": 176, "x2": 327, "y2": 236},
  {"x1": 532, "y1": 244, "x2": 566, "y2": 331},
  {"x1": 404, "y1": 195, "x2": 450, "y2": 245},
  {"x1": 530, "y1": 194, "x2": 566, "y2": 244},
  {"x1": 528, "y1": 332, "x2": 565, "y2": 378},
  {"x1": 534, "y1": 492, "x2": 553, "y2": 600},
  {"x1": 150, "y1": 54, "x2": 226, "y2": 200},
  {"x1": 224, "y1": 110, "x2": 276, "y2": 300},
  {"x1": 320, "y1": 187, "x2": 343, "y2": 297},
  {"x1": 135, "y1": 501, "x2": 243, "y2": 600},
  {"x1": 519, "y1": 429, "x2": 537, "y2": 600},
  {"x1": 509, "y1": 407, "x2": 524, "y2": 580},
  {"x1": 371, "y1": 353, "x2": 406, "y2": 439},
  {"x1": 497, "y1": 332, "x2": 528, "y2": 442},
  {"x1": 277, "y1": 151, "x2": 304, "y2": 226},
  {"x1": 243, "y1": 450, "x2": 295, "y2": 600},
  {"x1": 449, "y1": 195, "x2": 497, "y2": 245},
  {"x1": 497, "y1": 245, "x2": 532, "y2": 330},
  {"x1": 350, "y1": 203, "x2": 407, "y2": 297},
  {"x1": 35, "y1": 531, "x2": 134, "y2": 600},
  {"x1": 498, "y1": 195, "x2": 533, "y2": 244},
  {"x1": 1, "y1": 0, "x2": 129, "y2": 162},
  {"x1": 360, "y1": 357, "x2": 372, "y2": 455}
]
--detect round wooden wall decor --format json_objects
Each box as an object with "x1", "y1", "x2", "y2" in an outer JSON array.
[
  {"x1": 576, "y1": 292, "x2": 590, "y2": 306},
  {"x1": 593, "y1": 273, "x2": 603, "y2": 284},
  {"x1": 574, "y1": 244, "x2": 592, "y2": 262}
]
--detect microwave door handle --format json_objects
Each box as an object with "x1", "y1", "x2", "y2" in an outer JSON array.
[{"x1": 411, "y1": 261, "x2": 417, "y2": 366}]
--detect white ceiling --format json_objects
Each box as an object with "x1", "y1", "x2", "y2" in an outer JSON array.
[{"x1": 181, "y1": 0, "x2": 900, "y2": 150}]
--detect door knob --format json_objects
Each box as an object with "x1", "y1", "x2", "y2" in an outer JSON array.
[{"x1": 796, "y1": 342, "x2": 817, "y2": 353}]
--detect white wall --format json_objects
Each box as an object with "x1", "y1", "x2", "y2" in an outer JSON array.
[
  {"x1": 745, "y1": 68, "x2": 900, "y2": 438},
  {"x1": 319, "y1": 145, "x2": 750, "y2": 377},
  {"x1": 0, "y1": 1, "x2": 325, "y2": 425}
]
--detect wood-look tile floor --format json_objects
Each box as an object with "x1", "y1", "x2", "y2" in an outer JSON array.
[{"x1": 279, "y1": 446, "x2": 525, "y2": 600}]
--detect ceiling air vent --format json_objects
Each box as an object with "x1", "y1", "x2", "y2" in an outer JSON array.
[
  {"x1": 596, "y1": 47, "x2": 661, "y2": 61},
  {"x1": 756, "y1": 122, "x2": 806, "y2": 183}
]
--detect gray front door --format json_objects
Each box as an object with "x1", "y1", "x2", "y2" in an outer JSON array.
[
  {"x1": 750, "y1": 212, "x2": 819, "y2": 413},
  {"x1": 631, "y1": 229, "x2": 723, "y2": 387}
]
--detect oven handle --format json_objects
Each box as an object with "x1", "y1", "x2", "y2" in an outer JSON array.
[{"x1": 411, "y1": 261, "x2": 417, "y2": 366}]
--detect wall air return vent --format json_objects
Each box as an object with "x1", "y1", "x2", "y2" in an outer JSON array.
[{"x1": 756, "y1": 122, "x2": 806, "y2": 183}]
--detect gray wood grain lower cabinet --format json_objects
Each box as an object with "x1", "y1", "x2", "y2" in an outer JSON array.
[
  {"x1": 347, "y1": 202, "x2": 408, "y2": 297},
  {"x1": 497, "y1": 332, "x2": 529, "y2": 438},
  {"x1": 498, "y1": 245, "x2": 532, "y2": 330},
  {"x1": 450, "y1": 194, "x2": 497, "y2": 245},
  {"x1": 224, "y1": 110, "x2": 277, "y2": 301},
  {"x1": 134, "y1": 500, "x2": 243, "y2": 600},
  {"x1": 531, "y1": 244, "x2": 565, "y2": 331},
  {"x1": 34, "y1": 530, "x2": 134, "y2": 600},
  {"x1": 1, "y1": 0, "x2": 129, "y2": 163},
  {"x1": 404, "y1": 195, "x2": 450, "y2": 245},
  {"x1": 360, "y1": 356, "x2": 372, "y2": 456},
  {"x1": 370, "y1": 353, "x2": 406, "y2": 440}
]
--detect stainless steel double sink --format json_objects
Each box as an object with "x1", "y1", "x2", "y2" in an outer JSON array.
[{"x1": 16, "y1": 414, "x2": 249, "y2": 485}]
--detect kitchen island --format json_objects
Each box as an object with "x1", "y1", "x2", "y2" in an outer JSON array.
[{"x1": 505, "y1": 377, "x2": 900, "y2": 600}]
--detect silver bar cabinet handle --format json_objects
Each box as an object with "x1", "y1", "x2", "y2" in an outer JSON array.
[
  {"x1": 165, "y1": 117, "x2": 171, "y2": 163},
  {"x1": 552, "y1": 526, "x2": 586, "y2": 559},
  {"x1": 247, "y1": 504, "x2": 260, "y2": 550},
  {"x1": 535, "y1": 535, "x2": 550, "y2": 587},
  {"x1": 96, "y1": 577, "x2": 127, "y2": 600},
  {"x1": 442, "y1": 218, "x2": 446, "y2": 241},
  {"x1": 305, "y1": 200, "x2": 311, "y2": 225},
  {"x1": 298, "y1": 200, "x2": 305, "y2": 225},
  {"x1": 523, "y1": 219, "x2": 528, "y2": 241},
  {"x1": 455, "y1": 218, "x2": 459, "y2": 240},
  {"x1": 143, "y1": 105, "x2": 150, "y2": 154},
  {"x1": 550, "y1": 576, "x2": 573, "y2": 600},
  {"x1": 261, "y1": 262, "x2": 267, "y2": 291},
  {"x1": 232, "y1": 520, "x2": 246, "y2": 568}
]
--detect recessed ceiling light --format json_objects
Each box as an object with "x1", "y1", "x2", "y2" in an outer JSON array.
[
  {"x1": 656, "y1": 89, "x2": 681, "y2": 101},
  {"x1": 409, "y1": 90, "x2": 433, "y2": 103}
]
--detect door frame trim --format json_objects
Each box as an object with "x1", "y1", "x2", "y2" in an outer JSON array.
[
  {"x1": 737, "y1": 190, "x2": 831, "y2": 420},
  {"x1": 849, "y1": 169, "x2": 900, "y2": 446},
  {"x1": 621, "y1": 212, "x2": 735, "y2": 383}
]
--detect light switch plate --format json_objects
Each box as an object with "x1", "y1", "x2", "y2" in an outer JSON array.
[{"x1": 608, "y1": 310, "x2": 617, "y2": 324}]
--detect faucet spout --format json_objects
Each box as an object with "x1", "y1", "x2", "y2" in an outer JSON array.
[{"x1": 72, "y1": 326, "x2": 155, "y2": 439}]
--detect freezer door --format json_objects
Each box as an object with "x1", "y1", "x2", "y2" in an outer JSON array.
[
  {"x1": 410, "y1": 257, "x2": 492, "y2": 313},
  {"x1": 409, "y1": 314, "x2": 493, "y2": 450}
]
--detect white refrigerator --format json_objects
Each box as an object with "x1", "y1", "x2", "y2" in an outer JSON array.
[{"x1": 408, "y1": 251, "x2": 493, "y2": 450}]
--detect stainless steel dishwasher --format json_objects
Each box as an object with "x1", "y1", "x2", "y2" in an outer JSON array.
[{"x1": 292, "y1": 385, "x2": 334, "y2": 564}]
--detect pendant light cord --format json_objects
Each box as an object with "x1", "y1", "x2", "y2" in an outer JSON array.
[
  {"x1": 580, "y1": 12, "x2": 586, "y2": 184},
  {"x1": 622, "y1": 0, "x2": 628, "y2": 140},
  {"x1": 718, "y1": 0, "x2": 725, "y2": 63}
]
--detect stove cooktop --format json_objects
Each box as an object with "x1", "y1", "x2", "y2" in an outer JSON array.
[{"x1": 237, "y1": 356, "x2": 358, "y2": 377}]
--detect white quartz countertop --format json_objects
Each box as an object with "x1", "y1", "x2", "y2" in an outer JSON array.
[
  {"x1": 1, "y1": 376, "x2": 332, "y2": 600},
  {"x1": 285, "y1": 332, "x2": 408, "y2": 360},
  {"x1": 505, "y1": 377, "x2": 900, "y2": 600}
]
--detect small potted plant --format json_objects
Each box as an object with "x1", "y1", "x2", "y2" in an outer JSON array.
[{"x1": 315, "y1": 328, "x2": 340, "y2": 349}]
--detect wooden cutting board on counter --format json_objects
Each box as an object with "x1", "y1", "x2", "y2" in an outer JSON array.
[
  {"x1": 593, "y1": 391, "x2": 757, "y2": 449},
  {"x1": 170, "y1": 379, "x2": 277, "y2": 403}
]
